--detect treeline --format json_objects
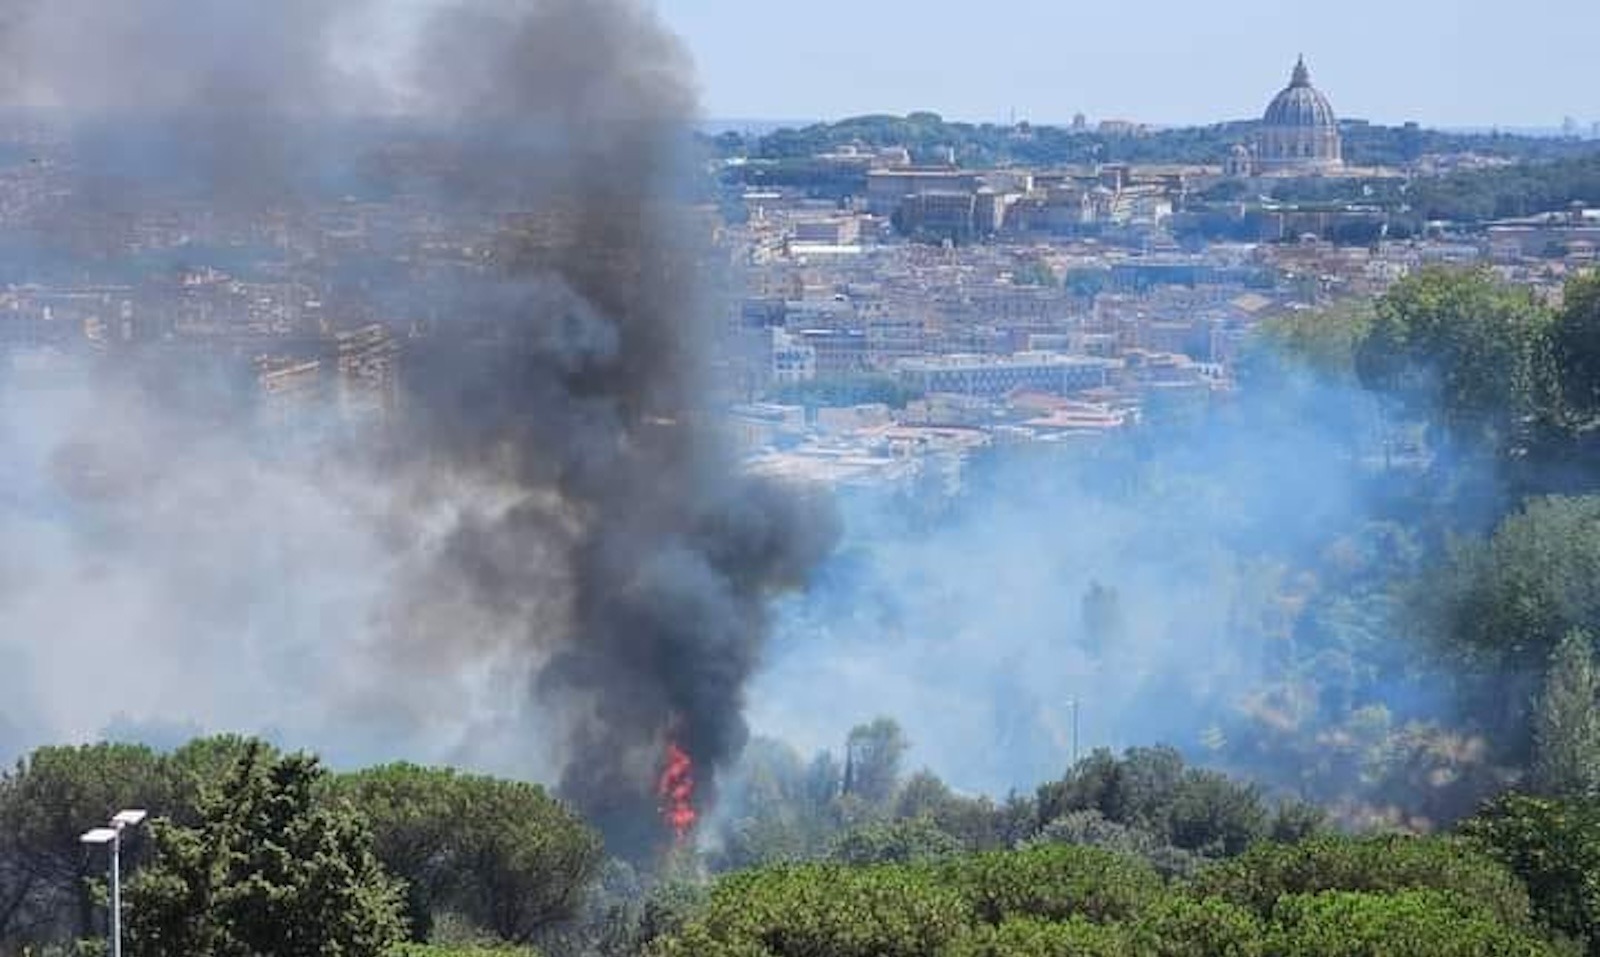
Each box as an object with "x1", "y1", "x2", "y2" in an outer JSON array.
[
  {"x1": 1198, "y1": 151, "x2": 1600, "y2": 228},
  {"x1": 711, "y1": 723, "x2": 1321, "y2": 878},
  {"x1": 0, "y1": 725, "x2": 1326, "y2": 957},
  {"x1": 1407, "y1": 153, "x2": 1600, "y2": 222},
  {"x1": 656, "y1": 831, "x2": 1596, "y2": 956},
  {"x1": 708, "y1": 112, "x2": 1600, "y2": 172},
  {"x1": 21, "y1": 729, "x2": 1600, "y2": 957},
  {"x1": 689, "y1": 721, "x2": 1600, "y2": 954},
  {"x1": 0, "y1": 737, "x2": 595, "y2": 957}
]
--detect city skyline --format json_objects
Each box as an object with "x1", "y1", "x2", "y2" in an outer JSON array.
[{"x1": 657, "y1": 0, "x2": 1598, "y2": 129}]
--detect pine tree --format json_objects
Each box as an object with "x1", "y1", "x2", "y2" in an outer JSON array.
[
  {"x1": 125, "y1": 741, "x2": 406, "y2": 957},
  {"x1": 1533, "y1": 629, "x2": 1600, "y2": 798}
]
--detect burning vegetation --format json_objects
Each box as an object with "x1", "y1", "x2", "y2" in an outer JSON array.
[{"x1": 658, "y1": 739, "x2": 698, "y2": 844}]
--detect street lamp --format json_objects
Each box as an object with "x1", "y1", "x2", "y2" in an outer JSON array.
[
  {"x1": 1065, "y1": 698, "x2": 1081, "y2": 766},
  {"x1": 81, "y1": 809, "x2": 147, "y2": 957}
]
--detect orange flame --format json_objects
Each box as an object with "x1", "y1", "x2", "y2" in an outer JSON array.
[{"x1": 657, "y1": 740, "x2": 697, "y2": 843}]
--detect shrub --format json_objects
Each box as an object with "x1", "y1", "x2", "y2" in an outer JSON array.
[
  {"x1": 943, "y1": 917, "x2": 1132, "y2": 957},
  {"x1": 1190, "y1": 835, "x2": 1533, "y2": 926},
  {"x1": 1270, "y1": 890, "x2": 1564, "y2": 957},
  {"x1": 939, "y1": 844, "x2": 1163, "y2": 925}
]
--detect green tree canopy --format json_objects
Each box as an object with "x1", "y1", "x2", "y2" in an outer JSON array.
[
  {"x1": 1036, "y1": 747, "x2": 1274, "y2": 859},
  {"x1": 1417, "y1": 496, "x2": 1600, "y2": 679},
  {"x1": 332, "y1": 763, "x2": 602, "y2": 945},
  {"x1": 830, "y1": 816, "x2": 964, "y2": 866},
  {"x1": 843, "y1": 718, "x2": 910, "y2": 807},
  {"x1": 1269, "y1": 889, "x2": 1564, "y2": 957},
  {"x1": 125, "y1": 742, "x2": 406, "y2": 957},
  {"x1": 1356, "y1": 267, "x2": 1557, "y2": 455},
  {"x1": 1532, "y1": 630, "x2": 1600, "y2": 798},
  {"x1": 1190, "y1": 835, "x2": 1534, "y2": 927},
  {"x1": 1465, "y1": 792, "x2": 1600, "y2": 954},
  {"x1": 1553, "y1": 272, "x2": 1600, "y2": 421},
  {"x1": 0, "y1": 743, "x2": 171, "y2": 944}
]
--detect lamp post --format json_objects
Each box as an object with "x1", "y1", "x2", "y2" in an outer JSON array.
[
  {"x1": 80, "y1": 809, "x2": 147, "y2": 957},
  {"x1": 1065, "y1": 698, "x2": 1081, "y2": 766}
]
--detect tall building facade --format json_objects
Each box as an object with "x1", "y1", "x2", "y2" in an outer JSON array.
[{"x1": 1256, "y1": 56, "x2": 1343, "y2": 172}]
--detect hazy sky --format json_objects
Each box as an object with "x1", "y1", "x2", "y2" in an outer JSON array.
[{"x1": 653, "y1": 0, "x2": 1599, "y2": 129}]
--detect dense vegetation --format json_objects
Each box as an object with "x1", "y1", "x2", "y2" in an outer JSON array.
[
  {"x1": 711, "y1": 113, "x2": 1600, "y2": 171},
  {"x1": 655, "y1": 837, "x2": 1573, "y2": 956},
  {"x1": 19, "y1": 732, "x2": 1600, "y2": 955},
  {"x1": 1406, "y1": 154, "x2": 1600, "y2": 222},
  {"x1": 0, "y1": 738, "x2": 593, "y2": 957}
]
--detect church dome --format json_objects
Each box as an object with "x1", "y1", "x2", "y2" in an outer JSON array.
[
  {"x1": 1263, "y1": 56, "x2": 1337, "y2": 129},
  {"x1": 1256, "y1": 56, "x2": 1343, "y2": 171}
]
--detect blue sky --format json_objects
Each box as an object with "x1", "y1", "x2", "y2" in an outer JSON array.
[{"x1": 653, "y1": 0, "x2": 1599, "y2": 128}]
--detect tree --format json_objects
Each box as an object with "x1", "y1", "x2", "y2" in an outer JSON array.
[
  {"x1": 656, "y1": 863, "x2": 972, "y2": 957},
  {"x1": 1132, "y1": 895, "x2": 1265, "y2": 957},
  {"x1": 1270, "y1": 889, "x2": 1563, "y2": 957},
  {"x1": 939, "y1": 844, "x2": 1163, "y2": 926},
  {"x1": 1163, "y1": 771, "x2": 1270, "y2": 858},
  {"x1": 942, "y1": 917, "x2": 1132, "y2": 957},
  {"x1": 1034, "y1": 747, "x2": 1272, "y2": 858},
  {"x1": 1465, "y1": 792, "x2": 1600, "y2": 954},
  {"x1": 714, "y1": 739, "x2": 833, "y2": 870},
  {"x1": 1247, "y1": 301, "x2": 1375, "y2": 385},
  {"x1": 0, "y1": 743, "x2": 172, "y2": 947},
  {"x1": 1407, "y1": 496, "x2": 1600, "y2": 776},
  {"x1": 1027, "y1": 810, "x2": 1199, "y2": 878},
  {"x1": 1554, "y1": 272, "x2": 1600, "y2": 421},
  {"x1": 1355, "y1": 267, "x2": 1557, "y2": 456},
  {"x1": 124, "y1": 742, "x2": 405, "y2": 957},
  {"x1": 333, "y1": 764, "x2": 603, "y2": 945},
  {"x1": 843, "y1": 718, "x2": 909, "y2": 807},
  {"x1": 165, "y1": 735, "x2": 279, "y2": 826},
  {"x1": 830, "y1": 817, "x2": 963, "y2": 866},
  {"x1": 1190, "y1": 835, "x2": 1534, "y2": 928},
  {"x1": 1533, "y1": 630, "x2": 1600, "y2": 797},
  {"x1": 894, "y1": 771, "x2": 1007, "y2": 852},
  {"x1": 330, "y1": 764, "x2": 463, "y2": 940}
]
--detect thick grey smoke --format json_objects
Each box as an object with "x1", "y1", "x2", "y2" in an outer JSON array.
[
  {"x1": 0, "y1": 0, "x2": 835, "y2": 858},
  {"x1": 740, "y1": 369, "x2": 1463, "y2": 817},
  {"x1": 390, "y1": 0, "x2": 838, "y2": 852}
]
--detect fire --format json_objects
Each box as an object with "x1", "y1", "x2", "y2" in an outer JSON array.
[{"x1": 657, "y1": 739, "x2": 698, "y2": 843}]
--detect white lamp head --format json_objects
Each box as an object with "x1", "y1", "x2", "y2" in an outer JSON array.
[{"x1": 80, "y1": 828, "x2": 117, "y2": 846}]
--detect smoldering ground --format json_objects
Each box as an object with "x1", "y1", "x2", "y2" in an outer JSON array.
[{"x1": 0, "y1": 0, "x2": 835, "y2": 859}]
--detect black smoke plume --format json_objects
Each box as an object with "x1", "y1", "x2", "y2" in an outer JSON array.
[
  {"x1": 396, "y1": 0, "x2": 839, "y2": 854},
  {"x1": 0, "y1": 0, "x2": 836, "y2": 859}
]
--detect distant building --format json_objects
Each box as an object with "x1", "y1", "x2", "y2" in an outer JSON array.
[
  {"x1": 897, "y1": 191, "x2": 979, "y2": 242},
  {"x1": 796, "y1": 328, "x2": 869, "y2": 379},
  {"x1": 771, "y1": 328, "x2": 817, "y2": 384},
  {"x1": 1257, "y1": 56, "x2": 1343, "y2": 173},
  {"x1": 1097, "y1": 119, "x2": 1147, "y2": 137},
  {"x1": 864, "y1": 169, "x2": 982, "y2": 215},
  {"x1": 791, "y1": 216, "x2": 861, "y2": 246},
  {"x1": 896, "y1": 352, "x2": 1120, "y2": 397},
  {"x1": 1225, "y1": 143, "x2": 1255, "y2": 178}
]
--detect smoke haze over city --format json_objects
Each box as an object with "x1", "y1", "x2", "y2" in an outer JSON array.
[
  {"x1": 0, "y1": 0, "x2": 1596, "y2": 880},
  {"x1": 0, "y1": 0, "x2": 839, "y2": 859}
]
